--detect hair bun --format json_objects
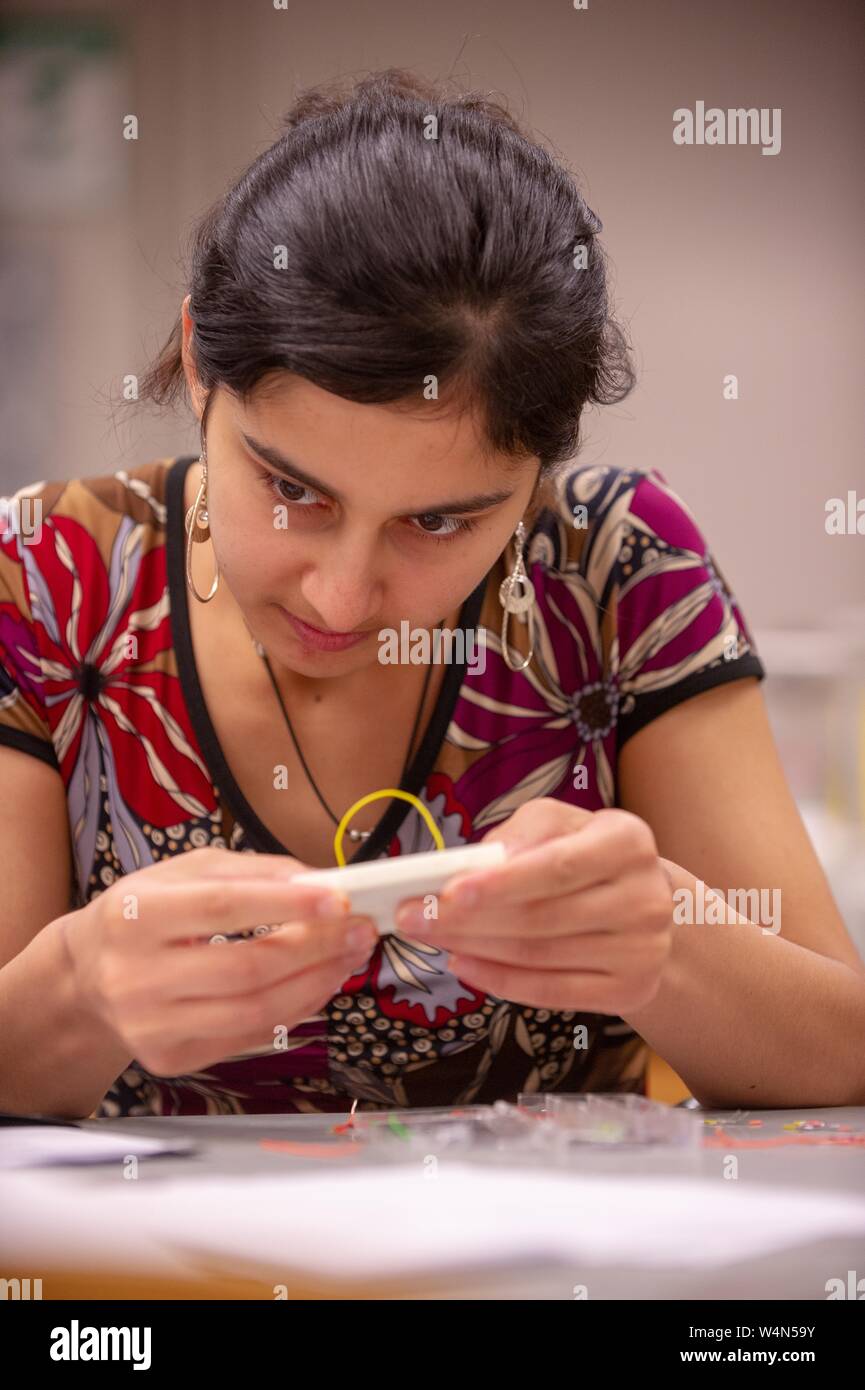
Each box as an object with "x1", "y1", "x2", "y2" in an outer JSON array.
[{"x1": 280, "y1": 67, "x2": 527, "y2": 139}]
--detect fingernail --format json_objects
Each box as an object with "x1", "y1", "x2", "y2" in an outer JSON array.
[
  {"x1": 346, "y1": 923, "x2": 378, "y2": 950},
  {"x1": 315, "y1": 892, "x2": 350, "y2": 918}
]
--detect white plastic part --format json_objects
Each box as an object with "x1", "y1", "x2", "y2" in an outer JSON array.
[{"x1": 294, "y1": 840, "x2": 507, "y2": 934}]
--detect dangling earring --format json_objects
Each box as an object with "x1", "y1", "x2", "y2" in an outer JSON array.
[
  {"x1": 499, "y1": 520, "x2": 535, "y2": 672},
  {"x1": 185, "y1": 451, "x2": 219, "y2": 603}
]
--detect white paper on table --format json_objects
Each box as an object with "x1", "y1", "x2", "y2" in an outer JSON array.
[
  {"x1": 0, "y1": 1126, "x2": 196, "y2": 1168},
  {"x1": 6, "y1": 1162, "x2": 863, "y2": 1278},
  {"x1": 163, "y1": 1166, "x2": 865, "y2": 1276}
]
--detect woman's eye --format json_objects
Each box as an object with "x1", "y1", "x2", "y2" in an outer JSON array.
[
  {"x1": 266, "y1": 473, "x2": 321, "y2": 506},
  {"x1": 409, "y1": 513, "x2": 472, "y2": 538}
]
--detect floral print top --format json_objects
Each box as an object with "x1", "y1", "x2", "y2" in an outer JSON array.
[{"x1": 0, "y1": 456, "x2": 765, "y2": 1116}]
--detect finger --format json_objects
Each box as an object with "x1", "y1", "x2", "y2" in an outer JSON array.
[
  {"x1": 400, "y1": 877, "x2": 634, "y2": 940},
  {"x1": 414, "y1": 927, "x2": 655, "y2": 971},
  {"x1": 483, "y1": 798, "x2": 595, "y2": 856},
  {"x1": 130, "y1": 950, "x2": 367, "y2": 1076},
  {"x1": 441, "y1": 813, "x2": 654, "y2": 911},
  {"x1": 133, "y1": 846, "x2": 313, "y2": 882},
  {"x1": 445, "y1": 954, "x2": 626, "y2": 1013},
  {"x1": 106, "y1": 877, "x2": 353, "y2": 948},
  {"x1": 157, "y1": 917, "x2": 379, "y2": 1000},
  {"x1": 137, "y1": 950, "x2": 369, "y2": 1056}
]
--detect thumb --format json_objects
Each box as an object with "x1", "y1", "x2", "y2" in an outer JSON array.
[{"x1": 482, "y1": 798, "x2": 595, "y2": 858}]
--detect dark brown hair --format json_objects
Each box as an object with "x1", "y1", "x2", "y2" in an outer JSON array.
[{"x1": 138, "y1": 67, "x2": 636, "y2": 477}]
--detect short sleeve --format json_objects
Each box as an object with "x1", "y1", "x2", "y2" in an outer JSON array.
[
  {"x1": 0, "y1": 490, "x2": 59, "y2": 769},
  {"x1": 604, "y1": 467, "x2": 766, "y2": 750}
]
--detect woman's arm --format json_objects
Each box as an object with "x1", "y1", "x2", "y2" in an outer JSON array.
[
  {"x1": 0, "y1": 748, "x2": 134, "y2": 1118},
  {"x1": 617, "y1": 677, "x2": 865, "y2": 1108},
  {"x1": 0, "y1": 746, "x2": 377, "y2": 1119}
]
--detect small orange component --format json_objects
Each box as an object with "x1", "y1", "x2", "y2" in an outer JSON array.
[{"x1": 259, "y1": 1139, "x2": 359, "y2": 1159}]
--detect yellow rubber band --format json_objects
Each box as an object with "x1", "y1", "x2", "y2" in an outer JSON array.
[{"x1": 333, "y1": 788, "x2": 445, "y2": 866}]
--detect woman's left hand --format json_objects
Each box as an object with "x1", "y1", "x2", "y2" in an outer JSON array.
[{"x1": 395, "y1": 799, "x2": 675, "y2": 1014}]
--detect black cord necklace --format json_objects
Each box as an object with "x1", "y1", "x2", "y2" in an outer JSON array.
[{"x1": 254, "y1": 641, "x2": 435, "y2": 844}]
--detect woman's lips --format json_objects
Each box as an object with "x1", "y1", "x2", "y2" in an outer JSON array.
[{"x1": 278, "y1": 607, "x2": 370, "y2": 652}]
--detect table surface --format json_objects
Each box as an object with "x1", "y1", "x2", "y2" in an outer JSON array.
[{"x1": 4, "y1": 1104, "x2": 865, "y2": 1300}]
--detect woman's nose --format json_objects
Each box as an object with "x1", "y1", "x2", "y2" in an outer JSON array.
[{"x1": 299, "y1": 544, "x2": 383, "y2": 633}]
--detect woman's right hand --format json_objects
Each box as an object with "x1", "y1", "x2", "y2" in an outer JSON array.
[{"x1": 57, "y1": 846, "x2": 377, "y2": 1078}]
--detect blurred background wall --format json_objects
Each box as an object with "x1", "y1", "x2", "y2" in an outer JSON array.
[{"x1": 2, "y1": 0, "x2": 865, "y2": 1005}]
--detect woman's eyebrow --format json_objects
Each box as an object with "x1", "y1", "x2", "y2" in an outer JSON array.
[{"x1": 241, "y1": 432, "x2": 516, "y2": 514}]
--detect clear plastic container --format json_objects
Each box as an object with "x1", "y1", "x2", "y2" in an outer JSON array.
[
  {"x1": 515, "y1": 1093, "x2": 557, "y2": 1116},
  {"x1": 351, "y1": 1095, "x2": 701, "y2": 1160},
  {"x1": 352, "y1": 1101, "x2": 543, "y2": 1158},
  {"x1": 543, "y1": 1093, "x2": 702, "y2": 1149}
]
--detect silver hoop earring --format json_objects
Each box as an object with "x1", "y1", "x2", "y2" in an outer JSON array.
[
  {"x1": 499, "y1": 520, "x2": 535, "y2": 672},
  {"x1": 185, "y1": 453, "x2": 219, "y2": 603}
]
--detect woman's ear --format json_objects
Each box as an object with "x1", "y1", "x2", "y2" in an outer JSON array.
[{"x1": 180, "y1": 295, "x2": 208, "y2": 422}]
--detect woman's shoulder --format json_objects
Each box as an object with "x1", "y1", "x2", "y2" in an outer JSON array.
[
  {"x1": 0, "y1": 455, "x2": 191, "y2": 764},
  {"x1": 0, "y1": 455, "x2": 193, "y2": 636},
  {"x1": 508, "y1": 459, "x2": 764, "y2": 744},
  {"x1": 527, "y1": 461, "x2": 701, "y2": 582},
  {"x1": 2, "y1": 456, "x2": 183, "y2": 543},
  {"x1": 526, "y1": 461, "x2": 755, "y2": 624}
]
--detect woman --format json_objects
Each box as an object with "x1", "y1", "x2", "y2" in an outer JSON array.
[{"x1": 2, "y1": 70, "x2": 863, "y2": 1120}]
